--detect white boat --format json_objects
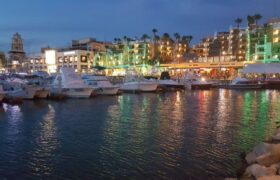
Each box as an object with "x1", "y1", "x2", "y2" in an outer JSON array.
[
  {"x1": 51, "y1": 67, "x2": 92, "y2": 98},
  {"x1": 120, "y1": 72, "x2": 158, "y2": 92},
  {"x1": 181, "y1": 74, "x2": 212, "y2": 90},
  {"x1": 224, "y1": 77, "x2": 265, "y2": 89},
  {"x1": 0, "y1": 85, "x2": 6, "y2": 102},
  {"x1": 3, "y1": 79, "x2": 38, "y2": 99},
  {"x1": 158, "y1": 71, "x2": 185, "y2": 90},
  {"x1": 83, "y1": 75, "x2": 120, "y2": 95}
]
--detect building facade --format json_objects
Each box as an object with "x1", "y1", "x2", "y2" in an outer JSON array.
[{"x1": 28, "y1": 49, "x2": 94, "y2": 74}]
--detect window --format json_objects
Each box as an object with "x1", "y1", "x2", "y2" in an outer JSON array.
[{"x1": 81, "y1": 55, "x2": 88, "y2": 63}]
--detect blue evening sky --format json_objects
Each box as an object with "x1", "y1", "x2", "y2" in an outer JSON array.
[{"x1": 0, "y1": 0, "x2": 279, "y2": 54}]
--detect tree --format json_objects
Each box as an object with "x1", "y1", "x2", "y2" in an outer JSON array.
[
  {"x1": 247, "y1": 15, "x2": 255, "y2": 27},
  {"x1": 254, "y1": 14, "x2": 262, "y2": 25},
  {"x1": 152, "y1": 28, "x2": 158, "y2": 38},
  {"x1": 141, "y1": 34, "x2": 150, "y2": 42},
  {"x1": 174, "y1": 32, "x2": 180, "y2": 42},
  {"x1": 162, "y1": 33, "x2": 171, "y2": 41},
  {"x1": 234, "y1": 18, "x2": 243, "y2": 28}
]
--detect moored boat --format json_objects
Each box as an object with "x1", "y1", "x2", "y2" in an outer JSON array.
[
  {"x1": 223, "y1": 77, "x2": 265, "y2": 89},
  {"x1": 158, "y1": 71, "x2": 185, "y2": 90},
  {"x1": 51, "y1": 67, "x2": 92, "y2": 98},
  {"x1": 181, "y1": 74, "x2": 213, "y2": 90},
  {"x1": 120, "y1": 71, "x2": 158, "y2": 92},
  {"x1": 83, "y1": 75, "x2": 120, "y2": 95}
]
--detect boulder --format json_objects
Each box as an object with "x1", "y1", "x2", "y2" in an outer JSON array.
[
  {"x1": 246, "y1": 152, "x2": 257, "y2": 164},
  {"x1": 245, "y1": 143, "x2": 271, "y2": 164},
  {"x1": 253, "y1": 143, "x2": 271, "y2": 156},
  {"x1": 257, "y1": 175, "x2": 280, "y2": 180},
  {"x1": 256, "y1": 145, "x2": 280, "y2": 167},
  {"x1": 245, "y1": 164, "x2": 277, "y2": 178},
  {"x1": 272, "y1": 132, "x2": 280, "y2": 141}
]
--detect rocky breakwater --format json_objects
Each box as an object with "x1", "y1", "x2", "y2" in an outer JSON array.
[{"x1": 225, "y1": 128, "x2": 280, "y2": 180}]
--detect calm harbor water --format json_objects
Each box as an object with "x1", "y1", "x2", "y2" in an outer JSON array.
[{"x1": 0, "y1": 89, "x2": 280, "y2": 179}]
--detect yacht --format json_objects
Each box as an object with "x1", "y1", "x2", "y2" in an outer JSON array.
[
  {"x1": 0, "y1": 85, "x2": 6, "y2": 102},
  {"x1": 158, "y1": 71, "x2": 185, "y2": 90},
  {"x1": 83, "y1": 75, "x2": 120, "y2": 95},
  {"x1": 120, "y1": 71, "x2": 158, "y2": 92},
  {"x1": 182, "y1": 74, "x2": 212, "y2": 90},
  {"x1": 23, "y1": 75, "x2": 50, "y2": 99},
  {"x1": 3, "y1": 79, "x2": 38, "y2": 100},
  {"x1": 224, "y1": 77, "x2": 265, "y2": 89},
  {"x1": 51, "y1": 67, "x2": 92, "y2": 98}
]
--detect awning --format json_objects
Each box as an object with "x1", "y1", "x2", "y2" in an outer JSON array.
[{"x1": 242, "y1": 63, "x2": 280, "y2": 74}]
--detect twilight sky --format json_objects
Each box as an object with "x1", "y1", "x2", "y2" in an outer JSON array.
[{"x1": 0, "y1": 0, "x2": 279, "y2": 54}]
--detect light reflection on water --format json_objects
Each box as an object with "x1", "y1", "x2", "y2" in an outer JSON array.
[{"x1": 0, "y1": 90, "x2": 279, "y2": 179}]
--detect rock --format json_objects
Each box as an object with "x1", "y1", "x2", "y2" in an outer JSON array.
[
  {"x1": 246, "y1": 152, "x2": 257, "y2": 164},
  {"x1": 272, "y1": 132, "x2": 280, "y2": 141},
  {"x1": 257, "y1": 175, "x2": 280, "y2": 180},
  {"x1": 253, "y1": 143, "x2": 271, "y2": 156},
  {"x1": 256, "y1": 145, "x2": 280, "y2": 166},
  {"x1": 245, "y1": 143, "x2": 271, "y2": 164},
  {"x1": 245, "y1": 164, "x2": 277, "y2": 178}
]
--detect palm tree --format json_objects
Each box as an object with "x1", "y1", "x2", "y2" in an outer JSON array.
[
  {"x1": 253, "y1": 14, "x2": 262, "y2": 25},
  {"x1": 247, "y1": 15, "x2": 255, "y2": 27},
  {"x1": 162, "y1": 33, "x2": 170, "y2": 41},
  {"x1": 152, "y1": 28, "x2": 158, "y2": 38},
  {"x1": 141, "y1": 34, "x2": 150, "y2": 42},
  {"x1": 234, "y1": 18, "x2": 243, "y2": 28},
  {"x1": 174, "y1": 32, "x2": 180, "y2": 42}
]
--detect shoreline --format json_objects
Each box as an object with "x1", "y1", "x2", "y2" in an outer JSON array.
[{"x1": 226, "y1": 126, "x2": 280, "y2": 180}]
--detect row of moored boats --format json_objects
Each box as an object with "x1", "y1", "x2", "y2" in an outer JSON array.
[{"x1": 0, "y1": 67, "x2": 279, "y2": 103}]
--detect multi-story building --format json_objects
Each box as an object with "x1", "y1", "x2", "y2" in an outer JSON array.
[
  {"x1": 228, "y1": 28, "x2": 247, "y2": 61},
  {"x1": 209, "y1": 32, "x2": 229, "y2": 56},
  {"x1": 192, "y1": 36, "x2": 213, "y2": 58},
  {"x1": 28, "y1": 49, "x2": 94, "y2": 74}
]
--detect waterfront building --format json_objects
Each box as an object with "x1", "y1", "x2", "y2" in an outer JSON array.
[
  {"x1": 228, "y1": 28, "x2": 247, "y2": 61},
  {"x1": 246, "y1": 18, "x2": 280, "y2": 62},
  {"x1": 28, "y1": 49, "x2": 94, "y2": 74}
]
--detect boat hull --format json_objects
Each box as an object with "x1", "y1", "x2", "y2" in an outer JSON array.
[
  {"x1": 7, "y1": 87, "x2": 37, "y2": 99},
  {"x1": 63, "y1": 88, "x2": 92, "y2": 98},
  {"x1": 0, "y1": 93, "x2": 5, "y2": 102},
  {"x1": 185, "y1": 83, "x2": 212, "y2": 90},
  {"x1": 264, "y1": 80, "x2": 280, "y2": 89},
  {"x1": 158, "y1": 80, "x2": 185, "y2": 90},
  {"x1": 96, "y1": 87, "x2": 119, "y2": 95},
  {"x1": 121, "y1": 82, "x2": 158, "y2": 92},
  {"x1": 35, "y1": 89, "x2": 49, "y2": 98},
  {"x1": 222, "y1": 84, "x2": 264, "y2": 89}
]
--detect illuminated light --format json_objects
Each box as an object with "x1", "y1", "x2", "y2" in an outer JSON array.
[
  {"x1": 46, "y1": 50, "x2": 56, "y2": 65},
  {"x1": 254, "y1": 55, "x2": 258, "y2": 60},
  {"x1": 63, "y1": 51, "x2": 76, "y2": 56},
  {"x1": 201, "y1": 77, "x2": 206, "y2": 82},
  {"x1": 273, "y1": 30, "x2": 279, "y2": 35},
  {"x1": 273, "y1": 74, "x2": 276, "y2": 78},
  {"x1": 273, "y1": 38, "x2": 279, "y2": 43}
]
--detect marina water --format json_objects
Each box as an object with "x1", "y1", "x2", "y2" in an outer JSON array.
[{"x1": 0, "y1": 89, "x2": 279, "y2": 179}]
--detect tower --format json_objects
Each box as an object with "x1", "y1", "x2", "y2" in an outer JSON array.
[{"x1": 8, "y1": 32, "x2": 25, "y2": 63}]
